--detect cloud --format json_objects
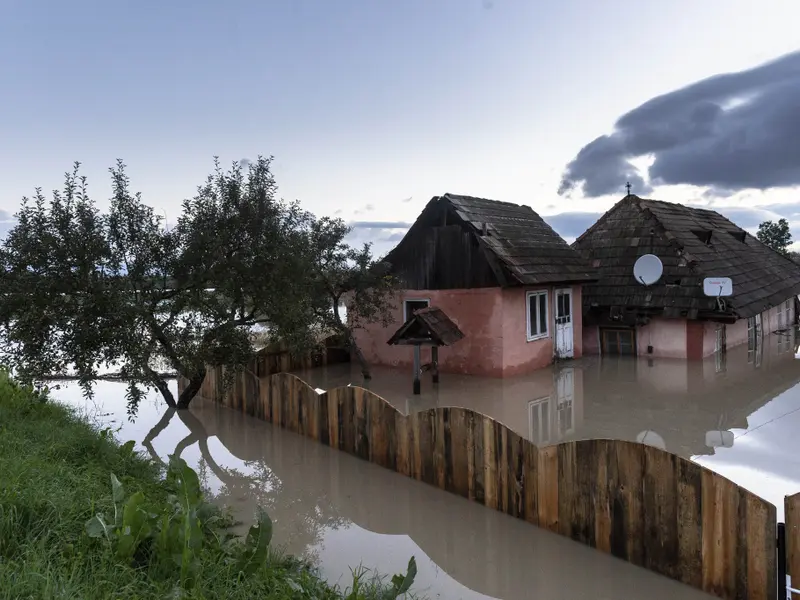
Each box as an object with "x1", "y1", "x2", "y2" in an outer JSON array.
[
  {"x1": 559, "y1": 51, "x2": 800, "y2": 198},
  {"x1": 349, "y1": 220, "x2": 413, "y2": 230},
  {"x1": 540, "y1": 202, "x2": 800, "y2": 244}
]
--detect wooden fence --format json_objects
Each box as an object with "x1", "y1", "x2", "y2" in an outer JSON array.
[{"x1": 185, "y1": 370, "x2": 778, "y2": 600}]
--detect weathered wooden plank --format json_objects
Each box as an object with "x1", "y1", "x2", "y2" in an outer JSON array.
[
  {"x1": 701, "y1": 470, "x2": 738, "y2": 599},
  {"x1": 506, "y1": 430, "x2": 524, "y2": 519},
  {"x1": 433, "y1": 408, "x2": 446, "y2": 490},
  {"x1": 447, "y1": 408, "x2": 470, "y2": 498},
  {"x1": 608, "y1": 441, "x2": 644, "y2": 566},
  {"x1": 395, "y1": 412, "x2": 410, "y2": 477},
  {"x1": 522, "y1": 438, "x2": 538, "y2": 526},
  {"x1": 471, "y1": 411, "x2": 485, "y2": 505},
  {"x1": 593, "y1": 439, "x2": 611, "y2": 554},
  {"x1": 537, "y1": 445, "x2": 559, "y2": 533},
  {"x1": 676, "y1": 459, "x2": 703, "y2": 590},
  {"x1": 353, "y1": 388, "x2": 369, "y2": 460},
  {"x1": 643, "y1": 446, "x2": 679, "y2": 580},
  {"x1": 482, "y1": 416, "x2": 498, "y2": 511}
]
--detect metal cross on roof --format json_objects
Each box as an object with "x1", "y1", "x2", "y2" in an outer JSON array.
[{"x1": 625, "y1": 181, "x2": 632, "y2": 195}]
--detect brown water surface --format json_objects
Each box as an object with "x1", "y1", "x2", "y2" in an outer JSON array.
[
  {"x1": 56, "y1": 379, "x2": 717, "y2": 599},
  {"x1": 295, "y1": 330, "x2": 800, "y2": 518}
]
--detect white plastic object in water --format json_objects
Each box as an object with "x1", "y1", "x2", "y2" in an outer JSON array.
[{"x1": 705, "y1": 430, "x2": 734, "y2": 448}]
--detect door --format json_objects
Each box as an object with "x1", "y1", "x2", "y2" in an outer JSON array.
[{"x1": 554, "y1": 288, "x2": 574, "y2": 358}]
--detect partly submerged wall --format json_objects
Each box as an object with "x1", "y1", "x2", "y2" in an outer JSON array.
[{"x1": 185, "y1": 368, "x2": 777, "y2": 600}]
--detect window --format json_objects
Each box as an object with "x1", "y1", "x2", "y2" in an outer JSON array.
[
  {"x1": 600, "y1": 328, "x2": 636, "y2": 356},
  {"x1": 715, "y1": 324, "x2": 727, "y2": 354},
  {"x1": 403, "y1": 298, "x2": 429, "y2": 322},
  {"x1": 779, "y1": 299, "x2": 792, "y2": 330},
  {"x1": 526, "y1": 291, "x2": 549, "y2": 341}
]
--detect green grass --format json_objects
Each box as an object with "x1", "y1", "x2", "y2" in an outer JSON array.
[{"x1": 0, "y1": 373, "x2": 417, "y2": 599}]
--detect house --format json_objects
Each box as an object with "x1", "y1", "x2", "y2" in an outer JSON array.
[
  {"x1": 352, "y1": 193, "x2": 596, "y2": 377},
  {"x1": 572, "y1": 194, "x2": 800, "y2": 359}
]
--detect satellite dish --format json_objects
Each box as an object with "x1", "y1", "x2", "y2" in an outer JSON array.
[
  {"x1": 633, "y1": 254, "x2": 664, "y2": 286},
  {"x1": 703, "y1": 277, "x2": 733, "y2": 297}
]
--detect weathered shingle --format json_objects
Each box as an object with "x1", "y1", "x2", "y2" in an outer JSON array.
[
  {"x1": 572, "y1": 194, "x2": 800, "y2": 319},
  {"x1": 386, "y1": 193, "x2": 595, "y2": 288},
  {"x1": 387, "y1": 306, "x2": 465, "y2": 346}
]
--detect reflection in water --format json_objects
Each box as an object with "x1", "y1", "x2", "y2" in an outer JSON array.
[
  {"x1": 56, "y1": 381, "x2": 715, "y2": 600},
  {"x1": 295, "y1": 329, "x2": 800, "y2": 518}
]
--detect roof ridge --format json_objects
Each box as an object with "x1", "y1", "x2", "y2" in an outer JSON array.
[{"x1": 442, "y1": 192, "x2": 534, "y2": 211}]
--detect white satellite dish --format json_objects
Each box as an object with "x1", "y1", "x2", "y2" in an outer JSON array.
[
  {"x1": 705, "y1": 430, "x2": 734, "y2": 449},
  {"x1": 633, "y1": 254, "x2": 663, "y2": 286},
  {"x1": 703, "y1": 277, "x2": 733, "y2": 297}
]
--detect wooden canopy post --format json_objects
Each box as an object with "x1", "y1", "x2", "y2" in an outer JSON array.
[
  {"x1": 386, "y1": 306, "x2": 465, "y2": 395},
  {"x1": 412, "y1": 344, "x2": 421, "y2": 395}
]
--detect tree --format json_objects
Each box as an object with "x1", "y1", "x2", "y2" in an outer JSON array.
[
  {"x1": 306, "y1": 217, "x2": 397, "y2": 379},
  {"x1": 757, "y1": 218, "x2": 792, "y2": 254},
  {"x1": 0, "y1": 157, "x2": 392, "y2": 410}
]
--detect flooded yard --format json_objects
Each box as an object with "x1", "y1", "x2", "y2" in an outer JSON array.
[
  {"x1": 55, "y1": 379, "x2": 715, "y2": 600},
  {"x1": 50, "y1": 330, "x2": 800, "y2": 599},
  {"x1": 296, "y1": 329, "x2": 800, "y2": 519}
]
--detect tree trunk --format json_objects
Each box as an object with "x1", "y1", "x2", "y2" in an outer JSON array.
[
  {"x1": 144, "y1": 365, "x2": 177, "y2": 408},
  {"x1": 347, "y1": 331, "x2": 372, "y2": 380},
  {"x1": 176, "y1": 368, "x2": 207, "y2": 409},
  {"x1": 332, "y1": 300, "x2": 373, "y2": 380}
]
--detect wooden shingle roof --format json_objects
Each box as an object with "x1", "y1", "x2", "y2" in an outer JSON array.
[
  {"x1": 385, "y1": 194, "x2": 595, "y2": 288},
  {"x1": 387, "y1": 306, "x2": 465, "y2": 346},
  {"x1": 572, "y1": 194, "x2": 800, "y2": 319}
]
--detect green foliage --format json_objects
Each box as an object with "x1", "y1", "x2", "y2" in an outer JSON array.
[
  {"x1": 757, "y1": 218, "x2": 793, "y2": 254},
  {"x1": 0, "y1": 372, "x2": 420, "y2": 599},
  {"x1": 0, "y1": 157, "x2": 396, "y2": 410}
]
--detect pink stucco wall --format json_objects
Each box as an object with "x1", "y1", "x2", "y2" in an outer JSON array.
[
  {"x1": 501, "y1": 286, "x2": 583, "y2": 376},
  {"x1": 353, "y1": 285, "x2": 584, "y2": 377},
  {"x1": 583, "y1": 298, "x2": 796, "y2": 359},
  {"x1": 638, "y1": 318, "x2": 688, "y2": 358}
]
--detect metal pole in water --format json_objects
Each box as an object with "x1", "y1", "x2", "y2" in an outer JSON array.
[{"x1": 779, "y1": 523, "x2": 788, "y2": 599}]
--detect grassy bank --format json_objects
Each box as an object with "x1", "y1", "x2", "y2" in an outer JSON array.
[{"x1": 0, "y1": 373, "x2": 416, "y2": 600}]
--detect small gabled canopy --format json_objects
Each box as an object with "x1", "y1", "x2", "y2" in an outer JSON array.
[{"x1": 387, "y1": 306, "x2": 464, "y2": 347}]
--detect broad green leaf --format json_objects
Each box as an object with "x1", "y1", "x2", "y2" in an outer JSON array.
[
  {"x1": 115, "y1": 491, "x2": 153, "y2": 561},
  {"x1": 120, "y1": 440, "x2": 136, "y2": 456},
  {"x1": 168, "y1": 456, "x2": 202, "y2": 510},
  {"x1": 85, "y1": 514, "x2": 110, "y2": 539},
  {"x1": 235, "y1": 508, "x2": 273, "y2": 576},
  {"x1": 110, "y1": 473, "x2": 125, "y2": 504},
  {"x1": 388, "y1": 556, "x2": 417, "y2": 597}
]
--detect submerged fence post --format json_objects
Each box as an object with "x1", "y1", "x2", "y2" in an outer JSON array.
[{"x1": 786, "y1": 493, "x2": 800, "y2": 599}]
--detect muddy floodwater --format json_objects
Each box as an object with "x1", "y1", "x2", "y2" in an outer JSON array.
[{"x1": 53, "y1": 332, "x2": 800, "y2": 599}]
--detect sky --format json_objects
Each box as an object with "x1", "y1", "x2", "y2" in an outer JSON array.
[{"x1": 2, "y1": 0, "x2": 800, "y2": 258}]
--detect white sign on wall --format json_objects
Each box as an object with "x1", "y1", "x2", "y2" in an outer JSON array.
[{"x1": 703, "y1": 277, "x2": 733, "y2": 297}]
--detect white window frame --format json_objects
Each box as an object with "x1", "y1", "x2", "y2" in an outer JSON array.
[
  {"x1": 526, "y1": 290, "x2": 549, "y2": 342},
  {"x1": 403, "y1": 298, "x2": 430, "y2": 322}
]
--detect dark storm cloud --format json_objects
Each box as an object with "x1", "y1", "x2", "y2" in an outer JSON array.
[
  {"x1": 559, "y1": 51, "x2": 800, "y2": 198},
  {"x1": 541, "y1": 202, "x2": 800, "y2": 243}
]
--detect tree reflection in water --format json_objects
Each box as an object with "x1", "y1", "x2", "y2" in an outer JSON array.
[{"x1": 141, "y1": 407, "x2": 347, "y2": 566}]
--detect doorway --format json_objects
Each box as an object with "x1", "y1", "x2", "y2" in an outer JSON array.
[{"x1": 554, "y1": 288, "x2": 574, "y2": 358}]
